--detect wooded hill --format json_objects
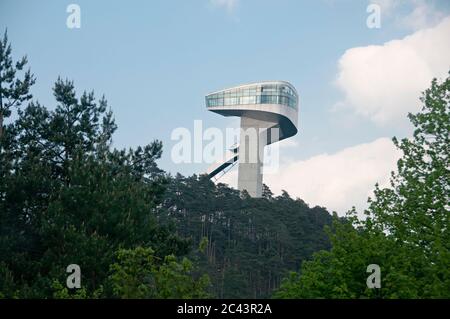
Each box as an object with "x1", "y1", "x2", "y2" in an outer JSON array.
[{"x1": 161, "y1": 175, "x2": 333, "y2": 298}]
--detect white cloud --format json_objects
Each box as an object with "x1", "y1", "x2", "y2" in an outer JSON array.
[
  {"x1": 210, "y1": 0, "x2": 239, "y2": 13},
  {"x1": 219, "y1": 138, "x2": 401, "y2": 216},
  {"x1": 370, "y1": 0, "x2": 446, "y2": 30},
  {"x1": 335, "y1": 16, "x2": 450, "y2": 125},
  {"x1": 400, "y1": 1, "x2": 446, "y2": 30}
]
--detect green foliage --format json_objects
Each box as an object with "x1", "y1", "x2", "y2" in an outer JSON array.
[
  {"x1": 0, "y1": 262, "x2": 16, "y2": 298},
  {"x1": 108, "y1": 247, "x2": 210, "y2": 299},
  {"x1": 0, "y1": 91, "x2": 190, "y2": 296},
  {"x1": 199, "y1": 237, "x2": 208, "y2": 253},
  {"x1": 275, "y1": 72, "x2": 450, "y2": 299},
  {"x1": 52, "y1": 280, "x2": 88, "y2": 299},
  {"x1": 0, "y1": 42, "x2": 190, "y2": 298},
  {"x1": 0, "y1": 29, "x2": 35, "y2": 140}
]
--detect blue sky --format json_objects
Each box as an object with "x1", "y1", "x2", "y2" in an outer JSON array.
[{"x1": 1, "y1": 0, "x2": 449, "y2": 213}]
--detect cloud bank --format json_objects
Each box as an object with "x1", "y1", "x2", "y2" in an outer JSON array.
[{"x1": 335, "y1": 15, "x2": 450, "y2": 125}]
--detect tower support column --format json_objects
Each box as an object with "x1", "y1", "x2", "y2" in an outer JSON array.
[{"x1": 238, "y1": 116, "x2": 276, "y2": 197}]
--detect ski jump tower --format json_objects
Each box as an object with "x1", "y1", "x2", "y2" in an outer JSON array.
[{"x1": 206, "y1": 81, "x2": 299, "y2": 197}]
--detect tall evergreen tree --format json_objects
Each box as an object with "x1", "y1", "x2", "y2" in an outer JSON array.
[
  {"x1": 0, "y1": 76, "x2": 191, "y2": 297},
  {"x1": 0, "y1": 29, "x2": 35, "y2": 140}
]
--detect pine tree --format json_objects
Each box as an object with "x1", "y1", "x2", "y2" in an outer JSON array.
[{"x1": 0, "y1": 29, "x2": 35, "y2": 141}]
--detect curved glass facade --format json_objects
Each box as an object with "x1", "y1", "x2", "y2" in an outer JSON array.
[{"x1": 206, "y1": 83, "x2": 298, "y2": 109}]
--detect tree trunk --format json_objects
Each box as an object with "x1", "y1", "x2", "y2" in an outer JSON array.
[{"x1": 0, "y1": 111, "x2": 3, "y2": 141}]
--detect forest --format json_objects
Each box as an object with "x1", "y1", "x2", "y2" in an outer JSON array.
[
  {"x1": 0, "y1": 31, "x2": 448, "y2": 299},
  {"x1": 161, "y1": 175, "x2": 333, "y2": 298}
]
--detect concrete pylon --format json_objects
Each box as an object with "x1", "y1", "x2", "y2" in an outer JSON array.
[{"x1": 238, "y1": 116, "x2": 278, "y2": 197}]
